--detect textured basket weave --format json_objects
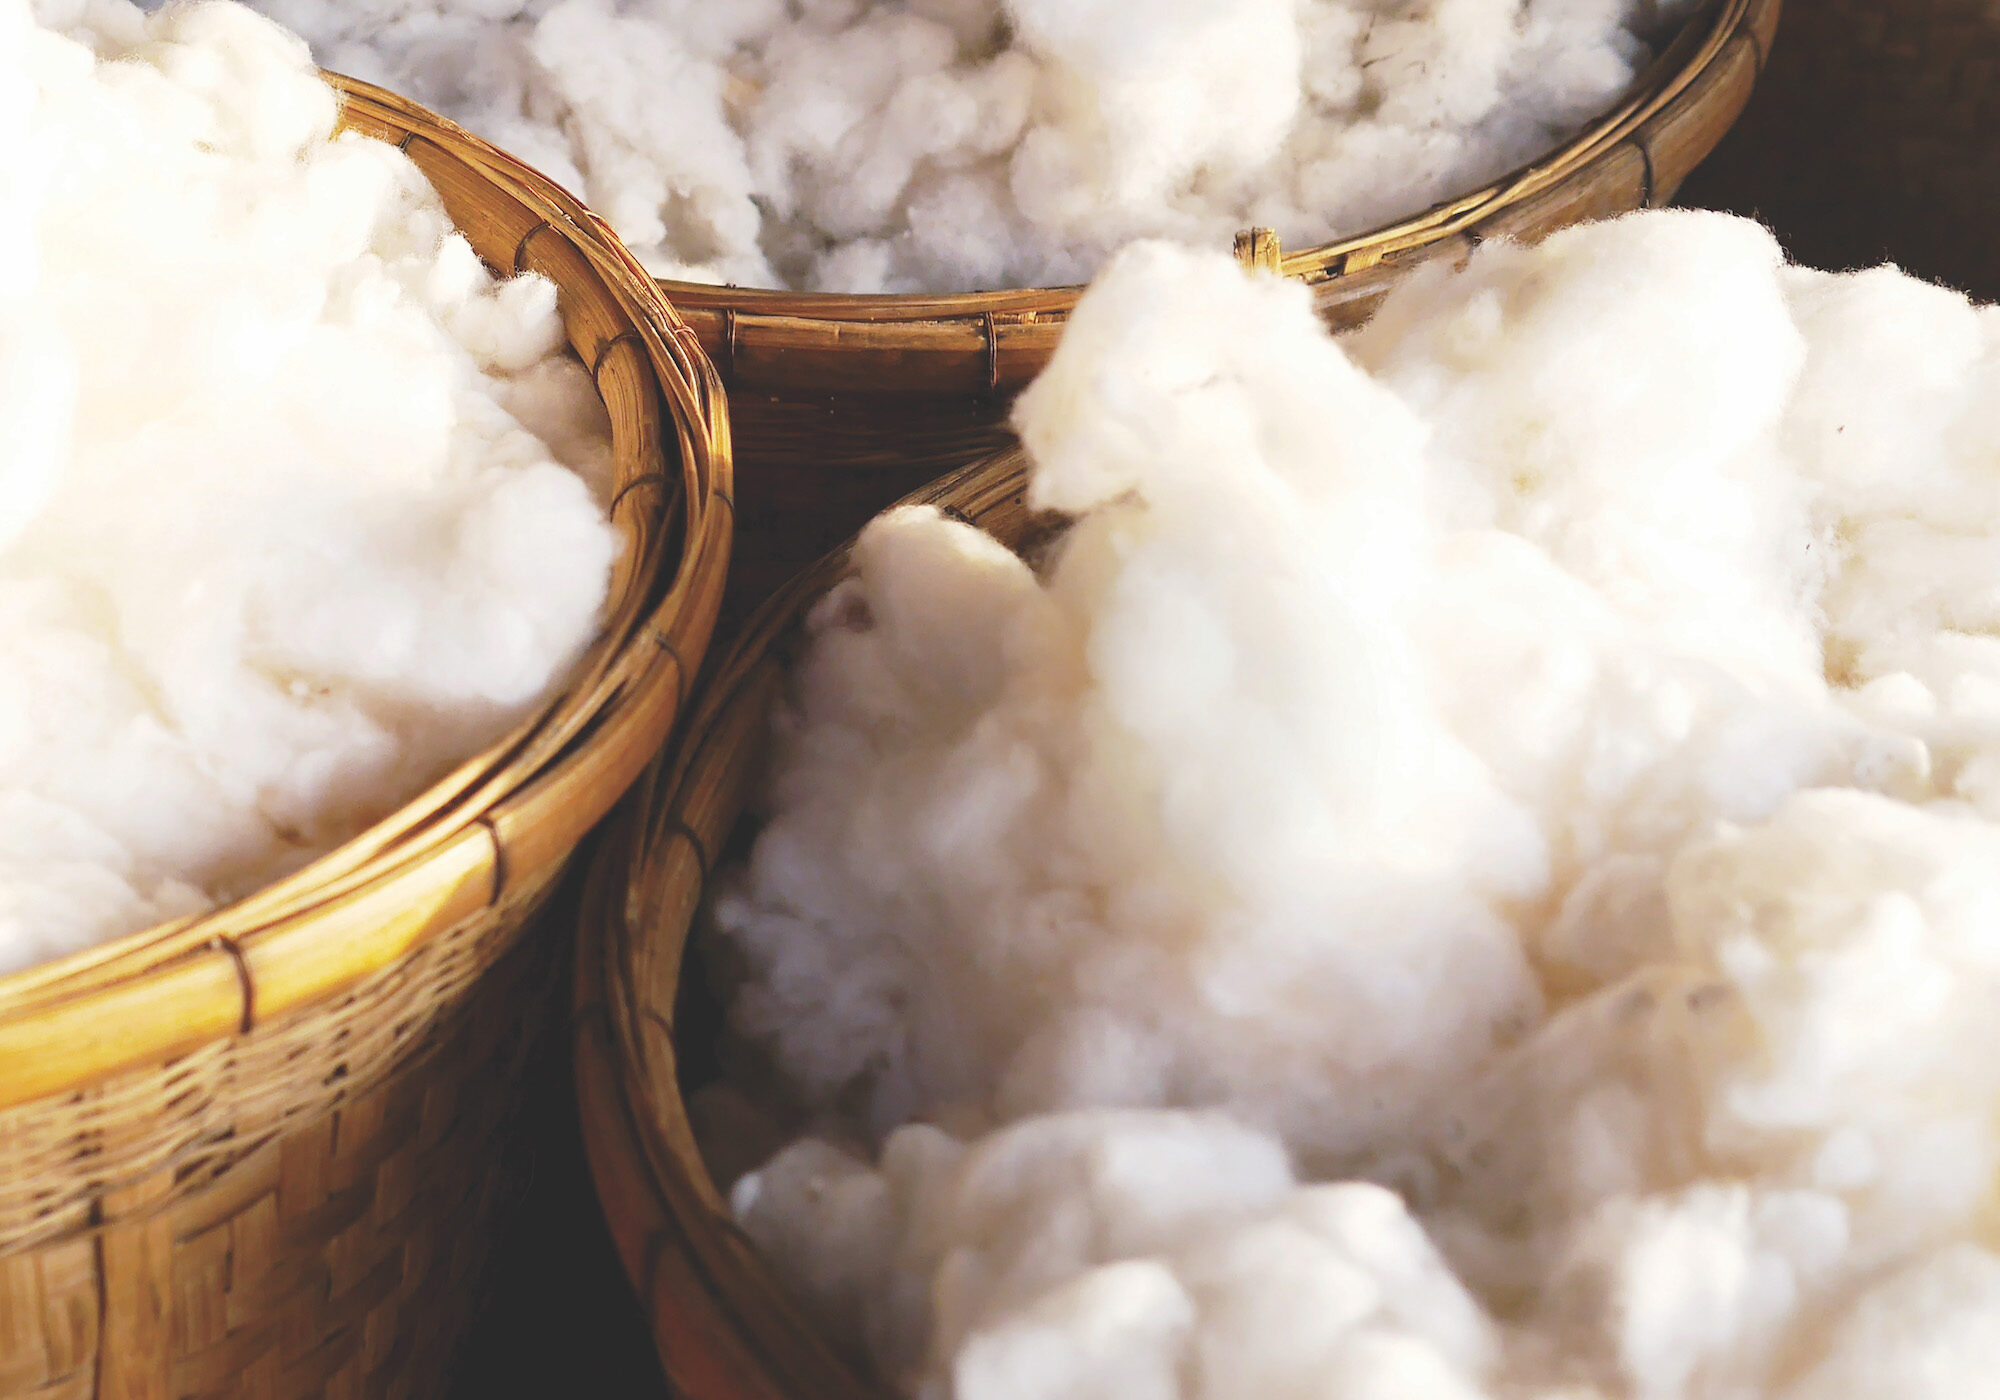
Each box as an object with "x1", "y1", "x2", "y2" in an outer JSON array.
[
  {"x1": 0, "y1": 75, "x2": 732, "y2": 1400},
  {"x1": 1678, "y1": 0, "x2": 2000, "y2": 302},
  {"x1": 672, "y1": 0, "x2": 1778, "y2": 619},
  {"x1": 575, "y1": 450, "x2": 1057, "y2": 1400}
]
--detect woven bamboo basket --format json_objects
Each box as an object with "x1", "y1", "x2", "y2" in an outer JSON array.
[
  {"x1": 0, "y1": 76, "x2": 731, "y2": 1400},
  {"x1": 1676, "y1": 0, "x2": 2000, "y2": 303},
  {"x1": 668, "y1": 0, "x2": 1778, "y2": 619},
  {"x1": 573, "y1": 447, "x2": 1083, "y2": 1400}
]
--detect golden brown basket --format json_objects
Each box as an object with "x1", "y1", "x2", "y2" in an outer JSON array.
[
  {"x1": 1677, "y1": 0, "x2": 2000, "y2": 302},
  {"x1": 575, "y1": 448, "x2": 1061, "y2": 1400},
  {"x1": 671, "y1": 0, "x2": 1778, "y2": 619},
  {"x1": 0, "y1": 75, "x2": 731, "y2": 1400}
]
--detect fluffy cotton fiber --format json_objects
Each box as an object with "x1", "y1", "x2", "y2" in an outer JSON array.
[
  {"x1": 713, "y1": 213, "x2": 2000, "y2": 1399},
  {"x1": 0, "y1": 0, "x2": 616, "y2": 974},
  {"x1": 219, "y1": 0, "x2": 1696, "y2": 292}
]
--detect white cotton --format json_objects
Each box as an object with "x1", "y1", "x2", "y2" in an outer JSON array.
[
  {"x1": 1779, "y1": 1246, "x2": 2000, "y2": 1400},
  {"x1": 195, "y1": 0, "x2": 1700, "y2": 292},
  {"x1": 719, "y1": 246, "x2": 1549, "y2": 1161},
  {"x1": 715, "y1": 212, "x2": 2000, "y2": 1398},
  {"x1": 736, "y1": 1112, "x2": 1498, "y2": 1400},
  {"x1": 0, "y1": 0, "x2": 615, "y2": 973}
]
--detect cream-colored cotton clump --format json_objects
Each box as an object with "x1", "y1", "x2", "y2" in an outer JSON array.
[
  {"x1": 0, "y1": 0, "x2": 616, "y2": 974},
  {"x1": 716, "y1": 214, "x2": 2000, "y2": 1398},
  {"x1": 227, "y1": 0, "x2": 1693, "y2": 292},
  {"x1": 736, "y1": 1113, "x2": 1498, "y2": 1400}
]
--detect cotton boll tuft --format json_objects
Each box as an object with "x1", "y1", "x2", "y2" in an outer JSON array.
[
  {"x1": 953, "y1": 1261, "x2": 1195, "y2": 1400},
  {"x1": 1780, "y1": 1246, "x2": 2000, "y2": 1400},
  {"x1": 1544, "y1": 1185, "x2": 1849, "y2": 1398},
  {"x1": 1004, "y1": 0, "x2": 1302, "y2": 218},
  {"x1": 723, "y1": 241, "x2": 1549, "y2": 1160},
  {"x1": 738, "y1": 1112, "x2": 1499, "y2": 1400},
  {"x1": 0, "y1": 334, "x2": 76, "y2": 558}
]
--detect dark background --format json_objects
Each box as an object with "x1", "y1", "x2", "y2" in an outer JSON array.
[{"x1": 445, "y1": 950, "x2": 667, "y2": 1398}]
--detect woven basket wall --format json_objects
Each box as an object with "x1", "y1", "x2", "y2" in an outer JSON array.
[
  {"x1": 575, "y1": 450, "x2": 1070, "y2": 1400},
  {"x1": 676, "y1": 0, "x2": 1777, "y2": 622},
  {"x1": 0, "y1": 77, "x2": 732, "y2": 1400},
  {"x1": 1679, "y1": 0, "x2": 2000, "y2": 302}
]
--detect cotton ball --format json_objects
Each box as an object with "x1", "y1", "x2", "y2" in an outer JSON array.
[
  {"x1": 433, "y1": 251, "x2": 569, "y2": 374},
  {"x1": 1352, "y1": 214, "x2": 1811, "y2": 670},
  {"x1": 1284, "y1": 122, "x2": 1475, "y2": 239},
  {"x1": 1783, "y1": 266, "x2": 2000, "y2": 691},
  {"x1": 717, "y1": 505, "x2": 1077, "y2": 1128},
  {"x1": 1513, "y1": 0, "x2": 1652, "y2": 130},
  {"x1": 953, "y1": 1261, "x2": 1194, "y2": 1400},
  {"x1": 1180, "y1": 1199, "x2": 1502, "y2": 1400},
  {"x1": 1014, "y1": 240, "x2": 1431, "y2": 568},
  {"x1": 1662, "y1": 794, "x2": 2000, "y2": 1267},
  {"x1": 1285, "y1": 1183, "x2": 1500, "y2": 1373},
  {"x1": 0, "y1": 793, "x2": 209, "y2": 974},
  {"x1": 527, "y1": 0, "x2": 771, "y2": 280},
  {"x1": 1782, "y1": 265, "x2": 1987, "y2": 524},
  {"x1": 0, "y1": 4, "x2": 54, "y2": 272},
  {"x1": 1668, "y1": 793, "x2": 2000, "y2": 1127},
  {"x1": 734, "y1": 1138, "x2": 900, "y2": 1357},
  {"x1": 1315, "y1": 1332, "x2": 1494, "y2": 1400},
  {"x1": 1356, "y1": 210, "x2": 1799, "y2": 466},
  {"x1": 1180, "y1": 1217, "x2": 1390, "y2": 1398},
  {"x1": 1781, "y1": 1246, "x2": 2000, "y2": 1400},
  {"x1": 1016, "y1": 246, "x2": 1549, "y2": 1145},
  {"x1": 1410, "y1": 527, "x2": 1848, "y2": 911},
  {"x1": 814, "y1": 505, "x2": 1054, "y2": 729},
  {"x1": 735, "y1": 1111, "x2": 1295, "y2": 1393},
  {"x1": 1006, "y1": 0, "x2": 1302, "y2": 209},
  {"x1": 140, "y1": 0, "x2": 337, "y2": 159},
  {"x1": 1360, "y1": 0, "x2": 1515, "y2": 132},
  {"x1": 810, "y1": 238, "x2": 903, "y2": 296},
  {"x1": 1546, "y1": 1185, "x2": 1849, "y2": 1398},
  {"x1": 33, "y1": 0, "x2": 150, "y2": 49},
  {"x1": 496, "y1": 355, "x2": 616, "y2": 506},
  {"x1": 994, "y1": 1008, "x2": 1177, "y2": 1120},
  {"x1": 744, "y1": 1109, "x2": 1505, "y2": 1400},
  {"x1": 0, "y1": 14, "x2": 63, "y2": 552},
  {"x1": 929, "y1": 1111, "x2": 1297, "y2": 1278},
  {"x1": 0, "y1": 331, "x2": 75, "y2": 557}
]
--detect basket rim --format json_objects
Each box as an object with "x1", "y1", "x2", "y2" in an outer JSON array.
[
  {"x1": 654, "y1": 0, "x2": 1764, "y2": 321},
  {"x1": 0, "y1": 73, "x2": 733, "y2": 1106},
  {"x1": 576, "y1": 450, "x2": 1036, "y2": 1400}
]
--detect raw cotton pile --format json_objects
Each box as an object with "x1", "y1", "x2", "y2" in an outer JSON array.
[
  {"x1": 0, "y1": 0, "x2": 616, "y2": 975},
  {"x1": 712, "y1": 214, "x2": 2000, "y2": 1399},
  {"x1": 229, "y1": 0, "x2": 1696, "y2": 292}
]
